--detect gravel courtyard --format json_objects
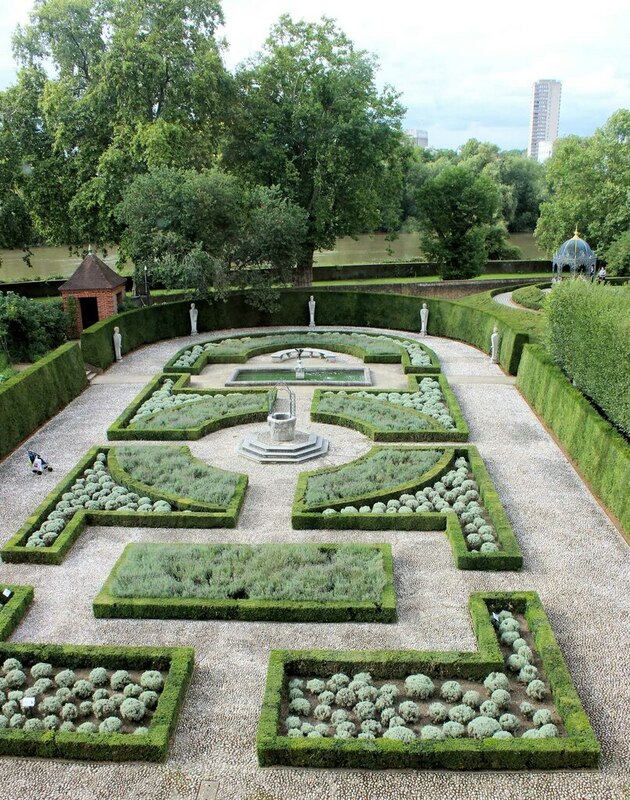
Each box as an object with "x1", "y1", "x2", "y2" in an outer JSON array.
[{"x1": 0, "y1": 327, "x2": 628, "y2": 800}]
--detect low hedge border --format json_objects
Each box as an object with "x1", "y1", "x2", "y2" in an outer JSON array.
[
  {"x1": 0, "y1": 638, "x2": 194, "y2": 762},
  {"x1": 310, "y1": 374, "x2": 469, "y2": 442},
  {"x1": 1, "y1": 446, "x2": 248, "y2": 565},
  {"x1": 107, "y1": 373, "x2": 275, "y2": 441},
  {"x1": 163, "y1": 329, "x2": 441, "y2": 375},
  {"x1": 0, "y1": 342, "x2": 87, "y2": 461},
  {"x1": 293, "y1": 446, "x2": 522, "y2": 571},
  {"x1": 256, "y1": 591, "x2": 600, "y2": 770},
  {"x1": 0, "y1": 585, "x2": 34, "y2": 641},
  {"x1": 516, "y1": 344, "x2": 630, "y2": 534},
  {"x1": 93, "y1": 543, "x2": 396, "y2": 623}
]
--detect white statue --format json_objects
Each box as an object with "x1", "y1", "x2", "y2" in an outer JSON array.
[
  {"x1": 490, "y1": 326, "x2": 500, "y2": 364},
  {"x1": 420, "y1": 303, "x2": 429, "y2": 336},
  {"x1": 113, "y1": 327, "x2": 123, "y2": 362},
  {"x1": 308, "y1": 295, "x2": 316, "y2": 327},
  {"x1": 189, "y1": 303, "x2": 198, "y2": 336}
]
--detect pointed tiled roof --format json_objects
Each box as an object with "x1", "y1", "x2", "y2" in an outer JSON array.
[{"x1": 59, "y1": 253, "x2": 126, "y2": 292}]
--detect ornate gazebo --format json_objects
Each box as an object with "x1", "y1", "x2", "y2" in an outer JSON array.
[{"x1": 552, "y1": 227, "x2": 597, "y2": 281}]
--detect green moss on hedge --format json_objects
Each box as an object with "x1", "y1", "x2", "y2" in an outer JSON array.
[
  {"x1": 0, "y1": 638, "x2": 193, "y2": 761},
  {"x1": 93, "y1": 543, "x2": 396, "y2": 623},
  {"x1": 256, "y1": 592, "x2": 600, "y2": 770},
  {"x1": 0, "y1": 585, "x2": 34, "y2": 641},
  {"x1": 516, "y1": 344, "x2": 630, "y2": 534},
  {"x1": 0, "y1": 343, "x2": 86, "y2": 460},
  {"x1": 1, "y1": 446, "x2": 248, "y2": 565}
]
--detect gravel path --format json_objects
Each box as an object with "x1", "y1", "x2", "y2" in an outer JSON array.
[
  {"x1": 493, "y1": 288, "x2": 551, "y2": 312},
  {"x1": 0, "y1": 327, "x2": 628, "y2": 800}
]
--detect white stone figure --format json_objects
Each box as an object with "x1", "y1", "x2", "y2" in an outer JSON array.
[
  {"x1": 490, "y1": 326, "x2": 500, "y2": 364},
  {"x1": 420, "y1": 303, "x2": 429, "y2": 336},
  {"x1": 113, "y1": 327, "x2": 123, "y2": 362},
  {"x1": 308, "y1": 295, "x2": 316, "y2": 327},
  {"x1": 189, "y1": 303, "x2": 198, "y2": 336}
]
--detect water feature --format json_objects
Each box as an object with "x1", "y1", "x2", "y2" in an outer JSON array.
[{"x1": 226, "y1": 367, "x2": 371, "y2": 386}]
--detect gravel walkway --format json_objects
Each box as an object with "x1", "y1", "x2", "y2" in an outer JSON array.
[
  {"x1": 493, "y1": 289, "x2": 551, "y2": 312},
  {"x1": 0, "y1": 327, "x2": 628, "y2": 800}
]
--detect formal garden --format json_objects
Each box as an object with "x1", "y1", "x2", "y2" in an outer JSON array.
[{"x1": 0, "y1": 278, "x2": 627, "y2": 799}]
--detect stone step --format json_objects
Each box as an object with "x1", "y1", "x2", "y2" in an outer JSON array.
[{"x1": 239, "y1": 432, "x2": 329, "y2": 463}]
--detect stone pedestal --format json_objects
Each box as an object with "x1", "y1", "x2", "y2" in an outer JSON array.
[{"x1": 267, "y1": 412, "x2": 297, "y2": 442}]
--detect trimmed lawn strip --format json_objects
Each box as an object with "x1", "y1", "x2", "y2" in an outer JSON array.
[
  {"x1": 107, "y1": 373, "x2": 275, "y2": 441},
  {"x1": 311, "y1": 375, "x2": 469, "y2": 442},
  {"x1": 0, "y1": 639, "x2": 193, "y2": 762},
  {"x1": 256, "y1": 592, "x2": 599, "y2": 769},
  {"x1": 1, "y1": 446, "x2": 247, "y2": 565},
  {"x1": 0, "y1": 585, "x2": 34, "y2": 641},
  {"x1": 93, "y1": 543, "x2": 396, "y2": 623},
  {"x1": 163, "y1": 331, "x2": 440, "y2": 375},
  {"x1": 293, "y1": 446, "x2": 522, "y2": 571}
]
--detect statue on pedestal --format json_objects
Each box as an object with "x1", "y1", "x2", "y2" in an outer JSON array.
[
  {"x1": 189, "y1": 303, "x2": 198, "y2": 336},
  {"x1": 490, "y1": 326, "x2": 500, "y2": 364},
  {"x1": 420, "y1": 303, "x2": 429, "y2": 336},
  {"x1": 113, "y1": 327, "x2": 123, "y2": 362},
  {"x1": 308, "y1": 295, "x2": 316, "y2": 327}
]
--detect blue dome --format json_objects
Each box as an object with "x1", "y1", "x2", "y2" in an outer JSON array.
[{"x1": 552, "y1": 229, "x2": 597, "y2": 271}]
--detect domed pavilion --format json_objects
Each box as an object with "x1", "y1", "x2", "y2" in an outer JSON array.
[{"x1": 552, "y1": 227, "x2": 597, "y2": 280}]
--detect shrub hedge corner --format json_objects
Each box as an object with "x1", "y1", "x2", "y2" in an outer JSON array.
[{"x1": 0, "y1": 585, "x2": 34, "y2": 641}]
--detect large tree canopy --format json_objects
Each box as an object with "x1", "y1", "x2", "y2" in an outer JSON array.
[
  {"x1": 414, "y1": 164, "x2": 501, "y2": 279},
  {"x1": 535, "y1": 110, "x2": 630, "y2": 256},
  {"x1": 6, "y1": 0, "x2": 230, "y2": 247},
  {"x1": 222, "y1": 15, "x2": 406, "y2": 286},
  {"x1": 116, "y1": 167, "x2": 308, "y2": 308}
]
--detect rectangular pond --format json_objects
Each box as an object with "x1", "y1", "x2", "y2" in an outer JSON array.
[{"x1": 226, "y1": 367, "x2": 372, "y2": 386}]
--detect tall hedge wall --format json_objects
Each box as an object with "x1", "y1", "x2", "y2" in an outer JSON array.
[
  {"x1": 546, "y1": 281, "x2": 629, "y2": 436},
  {"x1": 0, "y1": 343, "x2": 87, "y2": 460},
  {"x1": 81, "y1": 290, "x2": 535, "y2": 374},
  {"x1": 516, "y1": 344, "x2": 629, "y2": 534}
]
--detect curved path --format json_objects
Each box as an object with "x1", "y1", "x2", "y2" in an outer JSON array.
[
  {"x1": 0, "y1": 327, "x2": 627, "y2": 800},
  {"x1": 493, "y1": 288, "x2": 551, "y2": 312}
]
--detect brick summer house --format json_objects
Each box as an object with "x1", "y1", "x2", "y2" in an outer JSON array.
[{"x1": 59, "y1": 252, "x2": 126, "y2": 334}]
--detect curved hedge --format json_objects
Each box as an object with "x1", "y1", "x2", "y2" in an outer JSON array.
[
  {"x1": 0, "y1": 343, "x2": 87, "y2": 460},
  {"x1": 516, "y1": 344, "x2": 629, "y2": 534},
  {"x1": 80, "y1": 290, "x2": 538, "y2": 374}
]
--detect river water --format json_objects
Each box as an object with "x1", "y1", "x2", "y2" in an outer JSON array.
[{"x1": 0, "y1": 233, "x2": 544, "y2": 283}]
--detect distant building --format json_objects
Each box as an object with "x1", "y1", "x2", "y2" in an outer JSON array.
[
  {"x1": 528, "y1": 79, "x2": 562, "y2": 161},
  {"x1": 406, "y1": 129, "x2": 429, "y2": 148}
]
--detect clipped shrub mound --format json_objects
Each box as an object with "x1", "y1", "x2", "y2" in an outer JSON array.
[
  {"x1": 257, "y1": 592, "x2": 599, "y2": 769},
  {"x1": 511, "y1": 284, "x2": 548, "y2": 311},
  {"x1": 94, "y1": 543, "x2": 396, "y2": 623}
]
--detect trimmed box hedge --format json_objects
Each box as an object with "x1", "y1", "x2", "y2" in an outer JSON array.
[
  {"x1": 516, "y1": 344, "x2": 630, "y2": 534},
  {"x1": 1, "y1": 446, "x2": 248, "y2": 565},
  {"x1": 163, "y1": 330, "x2": 441, "y2": 375},
  {"x1": 93, "y1": 543, "x2": 396, "y2": 623},
  {"x1": 0, "y1": 638, "x2": 193, "y2": 762},
  {"x1": 80, "y1": 290, "x2": 536, "y2": 374},
  {"x1": 107, "y1": 373, "x2": 274, "y2": 440},
  {"x1": 293, "y1": 446, "x2": 522, "y2": 571},
  {"x1": 0, "y1": 585, "x2": 34, "y2": 641},
  {"x1": 310, "y1": 374, "x2": 469, "y2": 442},
  {"x1": 0, "y1": 342, "x2": 87, "y2": 460},
  {"x1": 257, "y1": 591, "x2": 600, "y2": 770}
]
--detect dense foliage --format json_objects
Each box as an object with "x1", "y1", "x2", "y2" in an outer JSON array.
[
  {"x1": 109, "y1": 543, "x2": 387, "y2": 602},
  {"x1": 545, "y1": 281, "x2": 629, "y2": 435},
  {"x1": 0, "y1": 292, "x2": 68, "y2": 362},
  {"x1": 511, "y1": 285, "x2": 547, "y2": 311}
]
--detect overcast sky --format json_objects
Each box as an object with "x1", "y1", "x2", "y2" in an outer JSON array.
[{"x1": 1, "y1": 0, "x2": 628, "y2": 150}]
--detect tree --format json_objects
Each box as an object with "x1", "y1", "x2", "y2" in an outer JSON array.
[
  {"x1": 222, "y1": 15, "x2": 406, "y2": 286},
  {"x1": 603, "y1": 231, "x2": 630, "y2": 277},
  {"x1": 414, "y1": 164, "x2": 501, "y2": 279},
  {"x1": 8, "y1": 0, "x2": 230, "y2": 247},
  {"x1": 116, "y1": 167, "x2": 308, "y2": 309},
  {"x1": 536, "y1": 110, "x2": 630, "y2": 255}
]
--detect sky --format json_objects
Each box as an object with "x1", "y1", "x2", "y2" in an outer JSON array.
[{"x1": 0, "y1": 0, "x2": 628, "y2": 151}]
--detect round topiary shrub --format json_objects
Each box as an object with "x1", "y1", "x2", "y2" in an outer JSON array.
[
  {"x1": 440, "y1": 681, "x2": 462, "y2": 703},
  {"x1": 31, "y1": 678, "x2": 54, "y2": 695},
  {"x1": 9, "y1": 713, "x2": 26, "y2": 729},
  {"x1": 378, "y1": 683, "x2": 399, "y2": 700},
  {"x1": 79, "y1": 701, "x2": 93, "y2": 717},
  {"x1": 483, "y1": 672, "x2": 509, "y2": 693},
  {"x1": 538, "y1": 723, "x2": 559, "y2": 738},
  {"x1": 5, "y1": 670, "x2": 26, "y2": 689},
  {"x1": 93, "y1": 698, "x2": 116, "y2": 719},
  {"x1": 380, "y1": 707, "x2": 397, "y2": 726},
  {"x1": 42, "y1": 715, "x2": 58, "y2": 730},
  {"x1": 398, "y1": 701, "x2": 421, "y2": 723},
  {"x1": 499, "y1": 713, "x2": 520, "y2": 732},
  {"x1": 0, "y1": 715, "x2": 8, "y2": 729},
  {"x1": 526, "y1": 680, "x2": 546, "y2": 701},
  {"x1": 134, "y1": 727, "x2": 150, "y2": 736},
  {"x1": 518, "y1": 665, "x2": 539, "y2": 684},
  {"x1": 123, "y1": 683, "x2": 143, "y2": 699},
  {"x1": 60, "y1": 721, "x2": 76, "y2": 732},
  {"x1": 383, "y1": 725, "x2": 415, "y2": 743},
  {"x1": 317, "y1": 690, "x2": 335, "y2": 706},
  {"x1": 449, "y1": 704, "x2": 476, "y2": 725},
  {"x1": 314, "y1": 704, "x2": 332, "y2": 721},
  {"x1": 356, "y1": 685, "x2": 378, "y2": 703},
  {"x1": 92, "y1": 688, "x2": 109, "y2": 702},
  {"x1": 72, "y1": 680, "x2": 94, "y2": 699},
  {"x1": 89, "y1": 667, "x2": 109, "y2": 687},
  {"x1": 521, "y1": 728, "x2": 540, "y2": 739},
  {"x1": 2, "y1": 701, "x2": 18, "y2": 718},
  {"x1": 23, "y1": 718, "x2": 44, "y2": 732},
  {"x1": 462, "y1": 690, "x2": 482, "y2": 708},
  {"x1": 38, "y1": 696, "x2": 61, "y2": 715},
  {"x1": 491, "y1": 689, "x2": 511, "y2": 709},
  {"x1": 285, "y1": 716, "x2": 301, "y2": 730},
  {"x1": 500, "y1": 631, "x2": 520, "y2": 646},
  {"x1": 110, "y1": 670, "x2": 132, "y2": 691},
  {"x1": 288, "y1": 697, "x2": 310, "y2": 715},
  {"x1": 56, "y1": 687, "x2": 73, "y2": 703},
  {"x1": 120, "y1": 698, "x2": 146, "y2": 722},
  {"x1": 326, "y1": 673, "x2": 350, "y2": 692},
  {"x1": 404, "y1": 673, "x2": 434, "y2": 699},
  {"x1": 61, "y1": 703, "x2": 78, "y2": 721},
  {"x1": 499, "y1": 618, "x2": 520, "y2": 634},
  {"x1": 139, "y1": 691, "x2": 159, "y2": 710},
  {"x1": 305, "y1": 679, "x2": 326, "y2": 695},
  {"x1": 2, "y1": 658, "x2": 22, "y2": 674},
  {"x1": 519, "y1": 701, "x2": 535, "y2": 717},
  {"x1": 336, "y1": 721, "x2": 356, "y2": 737},
  {"x1": 517, "y1": 646, "x2": 534, "y2": 663},
  {"x1": 330, "y1": 709, "x2": 349, "y2": 725},
  {"x1": 479, "y1": 700, "x2": 500, "y2": 719},
  {"x1": 428, "y1": 702, "x2": 449, "y2": 724},
  {"x1": 30, "y1": 663, "x2": 53, "y2": 680},
  {"x1": 360, "y1": 719, "x2": 382, "y2": 735},
  {"x1": 77, "y1": 722, "x2": 98, "y2": 734},
  {"x1": 442, "y1": 721, "x2": 465, "y2": 738},
  {"x1": 334, "y1": 688, "x2": 356, "y2": 708},
  {"x1": 511, "y1": 637, "x2": 527, "y2": 652},
  {"x1": 533, "y1": 709, "x2": 553, "y2": 727},
  {"x1": 507, "y1": 654, "x2": 528, "y2": 673},
  {"x1": 353, "y1": 701, "x2": 376, "y2": 721},
  {"x1": 99, "y1": 717, "x2": 123, "y2": 734},
  {"x1": 420, "y1": 725, "x2": 445, "y2": 740},
  {"x1": 109, "y1": 693, "x2": 124, "y2": 709},
  {"x1": 54, "y1": 669, "x2": 76, "y2": 688},
  {"x1": 493, "y1": 730, "x2": 513, "y2": 740},
  {"x1": 288, "y1": 688, "x2": 303, "y2": 700},
  {"x1": 467, "y1": 715, "x2": 502, "y2": 739}
]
